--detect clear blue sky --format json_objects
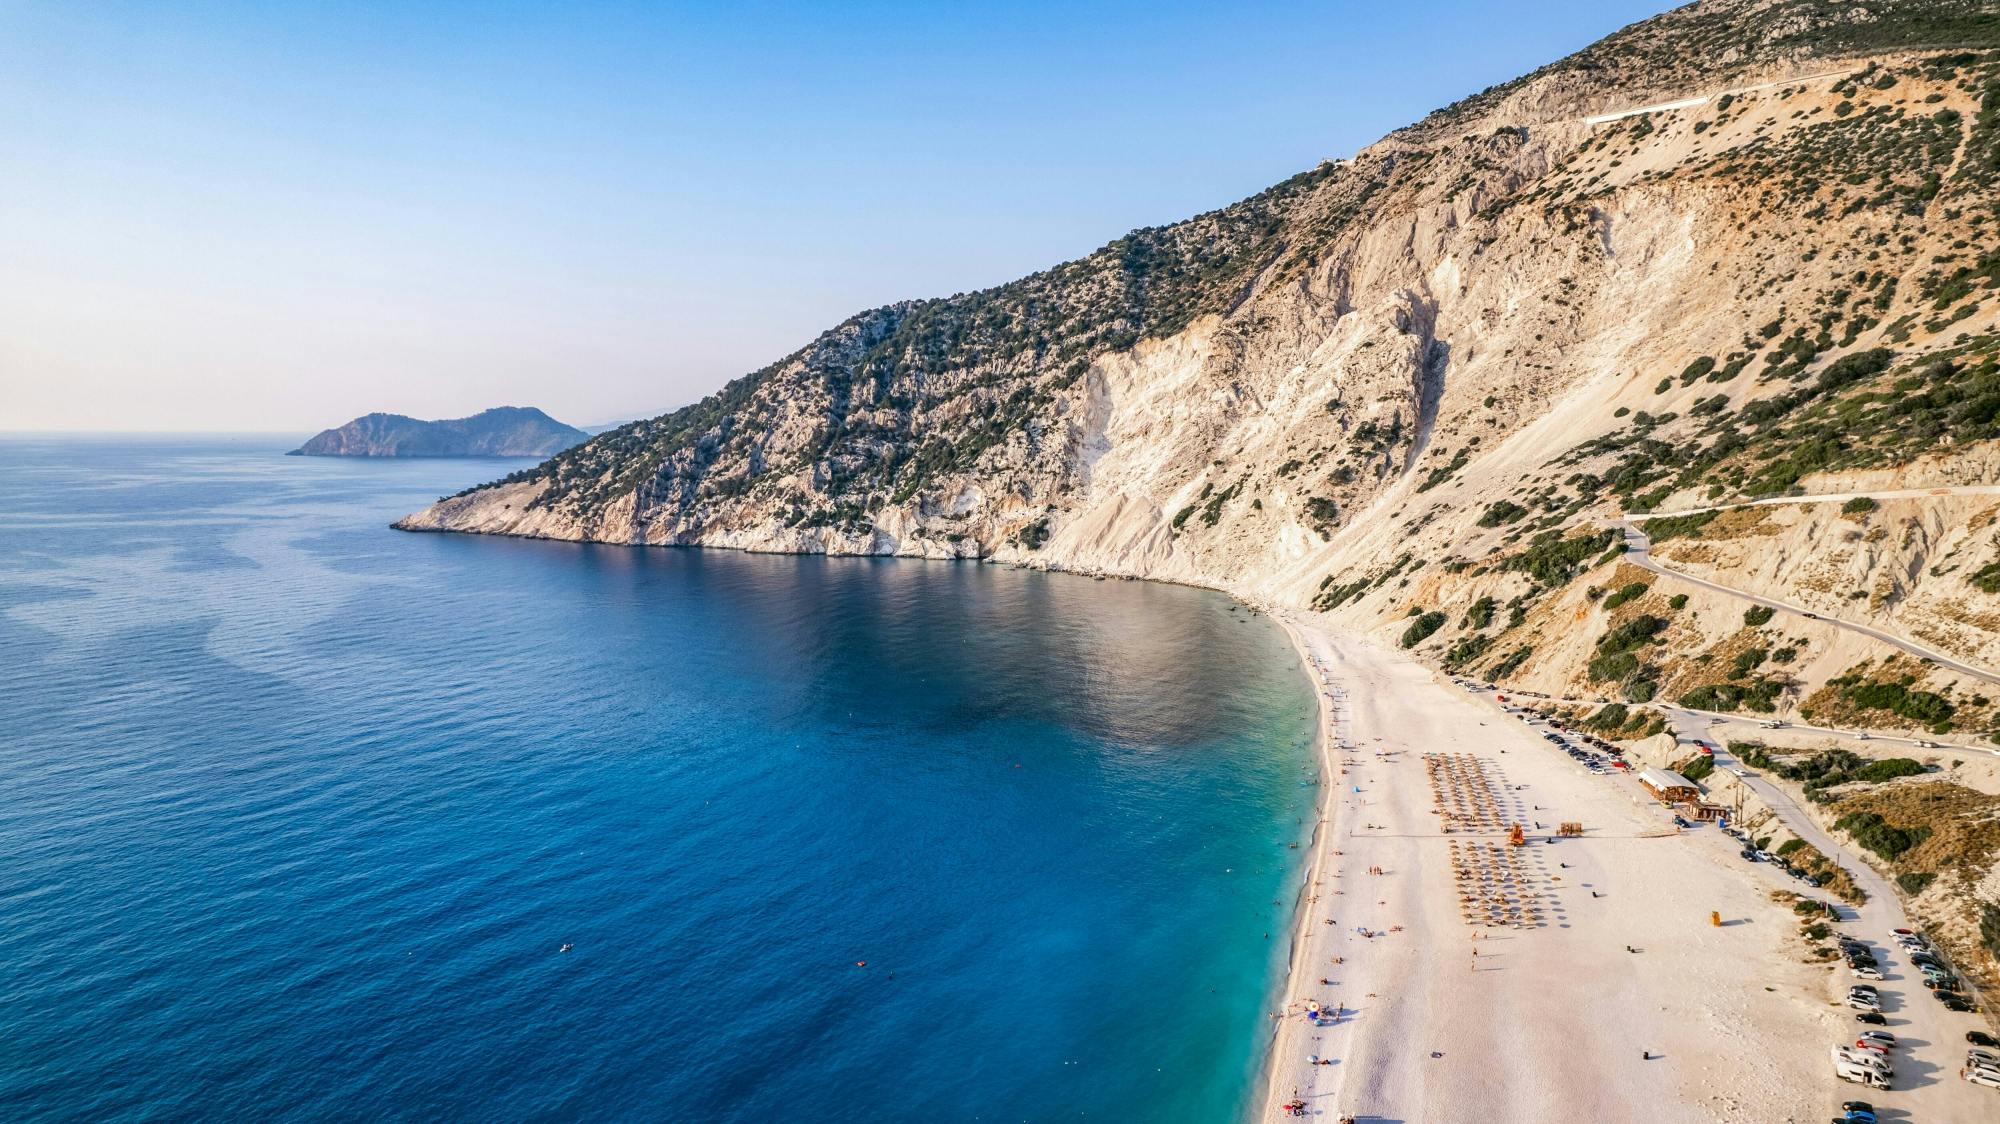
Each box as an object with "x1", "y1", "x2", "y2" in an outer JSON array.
[{"x1": 0, "y1": 0, "x2": 1669, "y2": 431}]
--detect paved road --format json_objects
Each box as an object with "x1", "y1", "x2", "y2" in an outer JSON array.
[
  {"x1": 1640, "y1": 483, "x2": 2000, "y2": 520},
  {"x1": 1661, "y1": 705, "x2": 2000, "y2": 761},
  {"x1": 1668, "y1": 724, "x2": 1998, "y2": 1118},
  {"x1": 1582, "y1": 68, "x2": 1855, "y2": 125},
  {"x1": 1613, "y1": 519, "x2": 2000, "y2": 686}
]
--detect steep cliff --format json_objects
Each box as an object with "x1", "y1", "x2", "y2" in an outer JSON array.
[
  {"x1": 294, "y1": 407, "x2": 586, "y2": 457},
  {"x1": 398, "y1": 0, "x2": 2000, "y2": 985},
  {"x1": 400, "y1": 0, "x2": 2000, "y2": 704}
]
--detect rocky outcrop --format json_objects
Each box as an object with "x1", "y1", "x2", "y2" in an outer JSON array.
[
  {"x1": 293, "y1": 407, "x2": 586, "y2": 458},
  {"x1": 396, "y1": 5, "x2": 2000, "y2": 985},
  {"x1": 398, "y1": 1, "x2": 2000, "y2": 709}
]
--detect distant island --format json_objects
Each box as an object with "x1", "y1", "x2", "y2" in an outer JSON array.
[{"x1": 289, "y1": 407, "x2": 588, "y2": 457}]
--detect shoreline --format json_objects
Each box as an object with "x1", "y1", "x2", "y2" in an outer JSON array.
[
  {"x1": 378, "y1": 528, "x2": 1852, "y2": 1120},
  {"x1": 1254, "y1": 605, "x2": 1344, "y2": 1121}
]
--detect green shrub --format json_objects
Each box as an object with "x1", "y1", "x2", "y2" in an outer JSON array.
[
  {"x1": 1970, "y1": 561, "x2": 2000, "y2": 594},
  {"x1": 1680, "y1": 755, "x2": 1715, "y2": 782},
  {"x1": 1586, "y1": 703, "x2": 1629, "y2": 729},
  {"x1": 1733, "y1": 647, "x2": 1769, "y2": 676},
  {"x1": 1444, "y1": 635, "x2": 1493, "y2": 669},
  {"x1": 1842, "y1": 496, "x2": 1878, "y2": 515},
  {"x1": 1846, "y1": 682, "x2": 1955, "y2": 725},
  {"x1": 1401, "y1": 611, "x2": 1446, "y2": 648},
  {"x1": 1853, "y1": 758, "x2": 1927, "y2": 783},
  {"x1": 1506, "y1": 529, "x2": 1617, "y2": 586},
  {"x1": 1667, "y1": 593, "x2": 1689, "y2": 610},
  {"x1": 1602, "y1": 582, "x2": 1650, "y2": 610},
  {"x1": 1679, "y1": 678, "x2": 1786, "y2": 712},
  {"x1": 1642, "y1": 511, "x2": 1719, "y2": 542},
  {"x1": 1598, "y1": 614, "x2": 1668, "y2": 654},
  {"x1": 1478, "y1": 500, "x2": 1528, "y2": 527},
  {"x1": 1897, "y1": 872, "x2": 1936, "y2": 894},
  {"x1": 1815, "y1": 348, "x2": 1894, "y2": 393},
  {"x1": 1743, "y1": 605, "x2": 1775, "y2": 627},
  {"x1": 1589, "y1": 651, "x2": 1640, "y2": 681},
  {"x1": 1464, "y1": 596, "x2": 1497, "y2": 630},
  {"x1": 1679, "y1": 356, "x2": 1716, "y2": 384},
  {"x1": 1732, "y1": 742, "x2": 1776, "y2": 770},
  {"x1": 1834, "y1": 811, "x2": 1931, "y2": 860}
]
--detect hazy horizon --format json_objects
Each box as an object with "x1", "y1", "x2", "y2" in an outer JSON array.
[{"x1": 3, "y1": 0, "x2": 1667, "y2": 433}]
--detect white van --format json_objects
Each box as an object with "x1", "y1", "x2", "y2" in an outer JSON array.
[
  {"x1": 1832, "y1": 1046, "x2": 1891, "y2": 1077},
  {"x1": 1834, "y1": 1055, "x2": 1890, "y2": 1089}
]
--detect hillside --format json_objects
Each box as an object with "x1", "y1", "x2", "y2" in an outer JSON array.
[
  {"x1": 293, "y1": 407, "x2": 586, "y2": 457},
  {"x1": 399, "y1": 0, "x2": 2000, "y2": 979}
]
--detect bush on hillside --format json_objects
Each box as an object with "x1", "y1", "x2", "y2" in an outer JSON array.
[
  {"x1": 1401, "y1": 611, "x2": 1446, "y2": 649},
  {"x1": 1834, "y1": 811, "x2": 1931, "y2": 860}
]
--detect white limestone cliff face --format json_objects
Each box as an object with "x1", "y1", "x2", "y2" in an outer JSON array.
[{"x1": 398, "y1": 3, "x2": 2000, "y2": 716}]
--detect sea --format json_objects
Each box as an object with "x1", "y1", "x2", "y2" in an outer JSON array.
[{"x1": 0, "y1": 435, "x2": 1318, "y2": 1122}]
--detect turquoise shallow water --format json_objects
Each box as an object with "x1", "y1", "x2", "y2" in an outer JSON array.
[{"x1": 0, "y1": 436, "x2": 1317, "y2": 1122}]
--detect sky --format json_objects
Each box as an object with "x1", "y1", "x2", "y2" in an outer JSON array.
[{"x1": 0, "y1": 0, "x2": 1670, "y2": 433}]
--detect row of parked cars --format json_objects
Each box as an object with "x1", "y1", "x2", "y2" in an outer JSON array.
[
  {"x1": 1718, "y1": 822, "x2": 1826, "y2": 888},
  {"x1": 1482, "y1": 694, "x2": 1627, "y2": 776},
  {"x1": 1889, "y1": 928, "x2": 1982, "y2": 1013},
  {"x1": 1832, "y1": 927, "x2": 1995, "y2": 1103}
]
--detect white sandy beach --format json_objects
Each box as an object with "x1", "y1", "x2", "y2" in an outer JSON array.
[{"x1": 1257, "y1": 609, "x2": 1842, "y2": 1123}]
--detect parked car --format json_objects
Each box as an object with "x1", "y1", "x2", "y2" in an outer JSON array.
[
  {"x1": 1968, "y1": 1047, "x2": 2000, "y2": 1068},
  {"x1": 1856, "y1": 1030, "x2": 1895, "y2": 1049},
  {"x1": 1940, "y1": 993, "x2": 1978, "y2": 1012},
  {"x1": 1834, "y1": 1102, "x2": 1877, "y2": 1124},
  {"x1": 1852, "y1": 1037, "x2": 1889, "y2": 1055},
  {"x1": 1854, "y1": 1012, "x2": 1887, "y2": 1026},
  {"x1": 1971, "y1": 1031, "x2": 2000, "y2": 1049},
  {"x1": 1851, "y1": 966, "x2": 1884, "y2": 980},
  {"x1": 1847, "y1": 995, "x2": 1882, "y2": 1012},
  {"x1": 1965, "y1": 1066, "x2": 2000, "y2": 1088}
]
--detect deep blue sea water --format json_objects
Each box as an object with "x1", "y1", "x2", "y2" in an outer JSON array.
[{"x1": 0, "y1": 436, "x2": 1317, "y2": 1123}]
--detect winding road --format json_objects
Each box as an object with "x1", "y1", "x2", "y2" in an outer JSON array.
[
  {"x1": 1640, "y1": 484, "x2": 2000, "y2": 521},
  {"x1": 1612, "y1": 506, "x2": 2000, "y2": 686}
]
